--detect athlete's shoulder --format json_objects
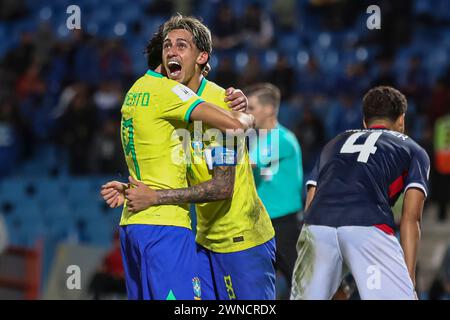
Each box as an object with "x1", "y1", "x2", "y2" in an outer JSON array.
[
  {"x1": 326, "y1": 130, "x2": 351, "y2": 147},
  {"x1": 405, "y1": 136, "x2": 430, "y2": 163},
  {"x1": 200, "y1": 78, "x2": 229, "y2": 109},
  {"x1": 278, "y1": 124, "x2": 300, "y2": 148},
  {"x1": 203, "y1": 79, "x2": 226, "y2": 95},
  {"x1": 129, "y1": 74, "x2": 150, "y2": 89},
  {"x1": 382, "y1": 130, "x2": 428, "y2": 155}
]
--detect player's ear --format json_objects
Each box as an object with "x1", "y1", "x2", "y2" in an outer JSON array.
[{"x1": 196, "y1": 51, "x2": 209, "y2": 66}]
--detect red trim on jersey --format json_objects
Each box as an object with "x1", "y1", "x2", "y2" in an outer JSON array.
[
  {"x1": 374, "y1": 224, "x2": 395, "y2": 235},
  {"x1": 368, "y1": 125, "x2": 388, "y2": 129},
  {"x1": 388, "y1": 171, "x2": 408, "y2": 198}
]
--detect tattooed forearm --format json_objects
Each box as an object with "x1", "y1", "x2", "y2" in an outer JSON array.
[{"x1": 156, "y1": 166, "x2": 236, "y2": 204}]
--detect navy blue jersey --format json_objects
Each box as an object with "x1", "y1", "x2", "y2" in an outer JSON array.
[{"x1": 305, "y1": 127, "x2": 430, "y2": 230}]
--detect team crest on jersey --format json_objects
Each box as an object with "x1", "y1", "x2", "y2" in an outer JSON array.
[
  {"x1": 191, "y1": 141, "x2": 204, "y2": 157},
  {"x1": 192, "y1": 277, "x2": 201, "y2": 300}
]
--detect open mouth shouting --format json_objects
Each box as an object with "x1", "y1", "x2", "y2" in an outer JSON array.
[{"x1": 167, "y1": 60, "x2": 182, "y2": 79}]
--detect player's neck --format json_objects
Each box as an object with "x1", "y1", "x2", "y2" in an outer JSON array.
[
  {"x1": 261, "y1": 118, "x2": 277, "y2": 130},
  {"x1": 186, "y1": 74, "x2": 203, "y2": 94},
  {"x1": 366, "y1": 121, "x2": 393, "y2": 130}
]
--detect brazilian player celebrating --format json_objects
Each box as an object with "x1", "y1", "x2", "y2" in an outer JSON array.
[
  {"x1": 101, "y1": 17, "x2": 255, "y2": 299},
  {"x1": 102, "y1": 15, "x2": 275, "y2": 300}
]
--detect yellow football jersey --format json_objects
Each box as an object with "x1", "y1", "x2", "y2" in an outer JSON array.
[
  {"x1": 120, "y1": 69, "x2": 204, "y2": 229},
  {"x1": 187, "y1": 78, "x2": 275, "y2": 253}
]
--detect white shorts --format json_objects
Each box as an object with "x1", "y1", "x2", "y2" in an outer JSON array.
[{"x1": 290, "y1": 224, "x2": 416, "y2": 300}]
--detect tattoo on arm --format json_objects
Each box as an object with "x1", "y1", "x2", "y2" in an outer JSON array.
[{"x1": 156, "y1": 166, "x2": 236, "y2": 205}]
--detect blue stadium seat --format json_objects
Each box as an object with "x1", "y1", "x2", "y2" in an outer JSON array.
[
  {"x1": 83, "y1": 219, "x2": 115, "y2": 247},
  {"x1": 7, "y1": 213, "x2": 45, "y2": 247},
  {"x1": 0, "y1": 177, "x2": 40, "y2": 200},
  {"x1": 42, "y1": 202, "x2": 71, "y2": 219}
]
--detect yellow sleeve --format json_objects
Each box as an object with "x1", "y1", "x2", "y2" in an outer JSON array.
[{"x1": 159, "y1": 79, "x2": 204, "y2": 122}]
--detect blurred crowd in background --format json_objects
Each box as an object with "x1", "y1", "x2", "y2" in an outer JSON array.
[{"x1": 0, "y1": 0, "x2": 449, "y2": 299}]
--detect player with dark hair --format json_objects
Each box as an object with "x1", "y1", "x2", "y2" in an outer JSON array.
[{"x1": 291, "y1": 86, "x2": 430, "y2": 300}]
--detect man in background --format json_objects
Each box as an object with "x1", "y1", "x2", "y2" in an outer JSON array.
[{"x1": 246, "y1": 83, "x2": 303, "y2": 299}]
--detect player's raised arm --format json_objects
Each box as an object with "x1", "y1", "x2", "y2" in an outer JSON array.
[
  {"x1": 159, "y1": 79, "x2": 254, "y2": 132},
  {"x1": 400, "y1": 187, "x2": 425, "y2": 288}
]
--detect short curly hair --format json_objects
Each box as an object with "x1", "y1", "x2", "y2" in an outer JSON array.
[{"x1": 363, "y1": 86, "x2": 407, "y2": 123}]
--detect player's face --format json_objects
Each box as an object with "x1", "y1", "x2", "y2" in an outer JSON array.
[
  {"x1": 248, "y1": 95, "x2": 269, "y2": 129},
  {"x1": 162, "y1": 29, "x2": 202, "y2": 85}
]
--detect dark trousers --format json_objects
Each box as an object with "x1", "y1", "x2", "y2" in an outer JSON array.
[{"x1": 272, "y1": 212, "x2": 302, "y2": 298}]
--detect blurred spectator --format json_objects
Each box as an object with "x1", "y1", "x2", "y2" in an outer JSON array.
[
  {"x1": 401, "y1": 55, "x2": 429, "y2": 115},
  {"x1": 2, "y1": 31, "x2": 35, "y2": 76},
  {"x1": 211, "y1": 4, "x2": 241, "y2": 50},
  {"x1": 266, "y1": 54, "x2": 295, "y2": 100},
  {"x1": 294, "y1": 107, "x2": 326, "y2": 172},
  {"x1": 15, "y1": 60, "x2": 46, "y2": 101},
  {"x1": 297, "y1": 57, "x2": 327, "y2": 96},
  {"x1": 239, "y1": 53, "x2": 265, "y2": 87},
  {"x1": 335, "y1": 63, "x2": 370, "y2": 97},
  {"x1": 241, "y1": 3, "x2": 274, "y2": 49},
  {"x1": 88, "y1": 230, "x2": 126, "y2": 299},
  {"x1": 428, "y1": 78, "x2": 450, "y2": 126},
  {"x1": 89, "y1": 119, "x2": 127, "y2": 175},
  {"x1": 99, "y1": 40, "x2": 132, "y2": 85},
  {"x1": 58, "y1": 85, "x2": 96, "y2": 175},
  {"x1": 371, "y1": 55, "x2": 397, "y2": 88},
  {"x1": 211, "y1": 56, "x2": 239, "y2": 89},
  {"x1": 33, "y1": 22, "x2": 56, "y2": 66},
  {"x1": 93, "y1": 81, "x2": 123, "y2": 123},
  {"x1": 45, "y1": 43, "x2": 71, "y2": 100},
  {"x1": 52, "y1": 83, "x2": 83, "y2": 120},
  {"x1": 67, "y1": 30, "x2": 99, "y2": 85}
]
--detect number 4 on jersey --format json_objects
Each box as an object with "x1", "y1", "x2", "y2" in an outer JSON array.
[{"x1": 340, "y1": 132, "x2": 383, "y2": 163}]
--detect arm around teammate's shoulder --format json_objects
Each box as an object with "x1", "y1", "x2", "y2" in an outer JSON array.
[{"x1": 190, "y1": 102, "x2": 255, "y2": 132}]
